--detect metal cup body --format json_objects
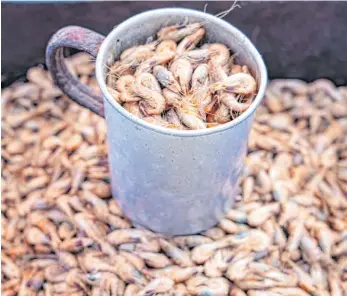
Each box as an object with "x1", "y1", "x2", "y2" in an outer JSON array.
[{"x1": 96, "y1": 8, "x2": 268, "y2": 235}]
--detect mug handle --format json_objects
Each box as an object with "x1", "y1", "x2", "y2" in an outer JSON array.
[{"x1": 46, "y1": 26, "x2": 106, "y2": 117}]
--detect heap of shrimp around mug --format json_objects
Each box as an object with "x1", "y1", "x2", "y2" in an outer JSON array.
[{"x1": 106, "y1": 23, "x2": 257, "y2": 130}]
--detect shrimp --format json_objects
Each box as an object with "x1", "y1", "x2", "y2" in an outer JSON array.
[
  {"x1": 44, "y1": 264, "x2": 67, "y2": 283},
  {"x1": 123, "y1": 102, "x2": 143, "y2": 118},
  {"x1": 136, "y1": 278, "x2": 174, "y2": 296},
  {"x1": 135, "y1": 51, "x2": 175, "y2": 75},
  {"x1": 172, "y1": 235, "x2": 213, "y2": 248},
  {"x1": 156, "y1": 40, "x2": 177, "y2": 54},
  {"x1": 214, "y1": 103, "x2": 231, "y2": 124},
  {"x1": 82, "y1": 252, "x2": 147, "y2": 286},
  {"x1": 163, "y1": 88, "x2": 182, "y2": 106},
  {"x1": 157, "y1": 23, "x2": 202, "y2": 42},
  {"x1": 169, "y1": 58, "x2": 193, "y2": 95},
  {"x1": 176, "y1": 28, "x2": 206, "y2": 54},
  {"x1": 133, "y1": 73, "x2": 166, "y2": 115},
  {"x1": 208, "y1": 43, "x2": 230, "y2": 66},
  {"x1": 107, "y1": 88, "x2": 121, "y2": 103},
  {"x1": 119, "y1": 251, "x2": 145, "y2": 271},
  {"x1": 191, "y1": 64, "x2": 209, "y2": 91},
  {"x1": 58, "y1": 237, "x2": 94, "y2": 252},
  {"x1": 176, "y1": 107, "x2": 206, "y2": 130},
  {"x1": 120, "y1": 41, "x2": 158, "y2": 61},
  {"x1": 210, "y1": 73, "x2": 257, "y2": 95},
  {"x1": 153, "y1": 65, "x2": 181, "y2": 93},
  {"x1": 209, "y1": 59, "x2": 228, "y2": 82},
  {"x1": 115, "y1": 75, "x2": 141, "y2": 102},
  {"x1": 181, "y1": 43, "x2": 230, "y2": 66},
  {"x1": 143, "y1": 266, "x2": 203, "y2": 283},
  {"x1": 247, "y1": 202, "x2": 280, "y2": 227},
  {"x1": 219, "y1": 219, "x2": 249, "y2": 234},
  {"x1": 124, "y1": 284, "x2": 140, "y2": 296},
  {"x1": 164, "y1": 109, "x2": 186, "y2": 129},
  {"x1": 158, "y1": 238, "x2": 194, "y2": 267},
  {"x1": 134, "y1": 251, "x2": 171, "y2": 269},
  {"x1": 187, "y1": 276, "x2": 230, "y2": 296},
  {"x1": 56, "y1": 251, "x2": 78, "y2": 269},
  {"x1": 191, "y1": 238, "x2": 233, "y2": 264},
  {"x1": 106, "y1": 229, "x2": 156, "y2": 245},
  {"x1": 107, "y1": 61, "x2": 134, "y2": 81},
  {"x1": 191, "y1": 64, "x2": 212, "y2": 116},
  {"x1": 219, "y1": 93, "x2": 251, "y2": 112},
  {"x1": 203, "y1": 248, "x2": 234, "y2": 278},
  {"x1": 25, "y1": 227, "x2": 51, "y2": 245},
  {"x1": 98, "y1": 272, "x2": 125, "y2": 296}
]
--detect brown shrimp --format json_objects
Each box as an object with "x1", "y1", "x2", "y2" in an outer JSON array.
[
  {"x1": 157, "y1": 23, "x2": 202, "y2": 42},
  {"x1": 136, "y1": 278, "x2": 174, "y2": 296},
  {"x1": 163, "y1": 88, "x2": 182, "y2": 106},
  {"x1": 159, "y1": 238, "x2": 194, "y2": 267},
  {"x1": 187, "y1": 276, "x2": 230, "y2": 296},
  {"x1": 214, "y1": 103, "x2": 231, "y2": 124},
  {"x1": 115, "y1": 75, "x2": 141, "y2": 102},
  {"x1": 219, "y1": 93, "x2": 251, "y2": 112},
  {"x1": 106, "y1": 228, "x2": 156, "y2": 245},
  {"x1": 120, "y1": 41, "x2": 158, "y2": 61},
  {"x1": 176, "y1": 28, "x2": 206, "y2": 54},
  {"x1": 134, "y1": 251, "x2": 171, "y2": 269},
  {"x1": 181, "y1": 43, "x2": 230, "y2": 67},
  {"x1": 133, "y1": 73, "x2": 166, "y2": 115},
  {"x1": 164, "y1": 109, "x2": 186, "y2": 129},
  {"x1": 210, "y1": 73, "x2": 257, "y2": 95},
  {"x1": 169, "y1": 58, "x2": 193, "y2": 95},
  {"x1": 156, "y1": 40, "x2": 177, "y2": 54},
  {"x1": 123, "y1": 102, "x2": 143, "y2": 118},
  {"x1": 176, "y1": 106, "x2": 206, "y2": 130},
  {"x1": 153, "y1": 65, "x2": 181, "y2": 93},
  {"x1": 143, "y1": 266, "x2": 203, "y2": 283},
  {"x1": 135, "y1": 51, "x2": 175, "y2": 75}
]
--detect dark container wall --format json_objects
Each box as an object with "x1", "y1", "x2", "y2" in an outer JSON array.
[{"x1": 2, "y1": 1, "x2": 347, "y2": 86}]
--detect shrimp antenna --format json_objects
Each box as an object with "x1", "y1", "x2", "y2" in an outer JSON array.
[{"x1": 215, "y1": 1, "x2": 241, "y2": 19}]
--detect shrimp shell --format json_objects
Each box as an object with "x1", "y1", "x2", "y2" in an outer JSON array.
[
  {"x1": 157, "y1": 23, "x2": 202, "y2": 42},
  {"x1": 123, "y1": 102, "x2": 143, "y2": 118},
  {"x1": 153, "y1": 65, "x2": 181, "y2": 93},
  {"x1": 191, "y1": 64, "x2": 210, "y2": 92},
  {"x1": 135, "y1": 51, "x2": 175, "y2": 75},
  {"x1": 214, "y1": 104, "x2": 231, "y2": 124},
  {"x1": 176, "y1": 28, "x2": 206, "y2": 54},
  {"x1": 133, "y1": 73, "x2": 166, "y2": 115},
  {"x1": 159, "y1": 238, "x2": 194, "y2": 267},
  {"x1": 115, "y1": 75, "x2": 140, "y2": 102},
  {"x1": 169, "y1": 58, "x2": 193, "y2": 95},
  {"x1": 208, "y1": 43, "x2": 230, "y2": 66},
  {"x1": 163, "y1": 88, "x2": 182, "y2": 106},
  {"x1": 176, "y1": 107, "x2": 206, "y2": 130},
  {"x1": 120, "y1": 41, "x2": 157, "y2": 61},
  {"x1": 210, "y1": 73, "x2": 257, "y2": 95},
  {"x1": 156, "y1": 40, "x2": 177, "y2": 54}
]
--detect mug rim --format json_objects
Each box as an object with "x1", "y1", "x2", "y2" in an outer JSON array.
[{"x1": 96, "y1": 7, "x2": 268, "y2": 137}]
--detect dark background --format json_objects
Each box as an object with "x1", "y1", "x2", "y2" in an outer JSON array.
[{"x1": 2, "y1": 1, "x2": 347, "y2": 87}]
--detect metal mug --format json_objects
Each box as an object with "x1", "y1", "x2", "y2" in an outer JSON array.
[{"x1": 46, "y1": 8, "x2": 267, "y2": 235}]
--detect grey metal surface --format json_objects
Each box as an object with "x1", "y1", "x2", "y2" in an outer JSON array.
[{"x1": 94, "y1": 8, "x2": 267, "y2": 234}]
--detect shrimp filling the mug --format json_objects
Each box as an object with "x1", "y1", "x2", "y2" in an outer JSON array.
[{"x1": 106, "y1": 22, "x2": 258, "y2": 130}]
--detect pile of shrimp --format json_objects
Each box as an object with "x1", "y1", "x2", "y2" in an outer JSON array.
[
  {"x1": 2, "y1": 53, "x2": 347, "y2": 296},
  {"x1": 106, "y1": 22, "x2": 257, "y2": 130}
]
